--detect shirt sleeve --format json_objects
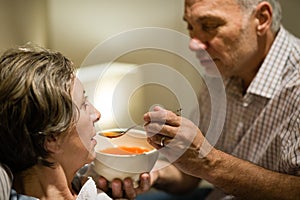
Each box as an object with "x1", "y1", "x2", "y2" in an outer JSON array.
[
  {"x1": 0, "y1": 164, "x2": 12, "y2": 200},
  {"x1": 279, "y1": 106, "x2": 300, "y2": 175},
  {"x1": 10, "y1": 190, "x2": 39, "y2": 200}
]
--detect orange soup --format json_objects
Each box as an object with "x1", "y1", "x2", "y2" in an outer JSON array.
[
  {"x1": 100, "y1": 146, "x2": 150, "y2": 155},
  {"x1": 101, "y1": 131, "x2": 122, "y2": 138}
]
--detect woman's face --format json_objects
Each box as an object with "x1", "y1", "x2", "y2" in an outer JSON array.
[{"x1": 56, "y1": 78, "x2": 101, "y2": 171}]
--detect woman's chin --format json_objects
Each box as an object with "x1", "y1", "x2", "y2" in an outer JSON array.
[
  {"x1": 88, "y1": 152, "x2": 96, "y2": 163},
  {"x1": 87, "y1": 146, "x2": 97, "y2": 162}
]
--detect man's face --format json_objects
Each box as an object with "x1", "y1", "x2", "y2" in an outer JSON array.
[{"x1": 184, "y1": 0, "x2": 259, "y2": 78}]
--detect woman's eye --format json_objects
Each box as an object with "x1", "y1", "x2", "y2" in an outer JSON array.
[
  {"x1": 83, "y1": 102, "x2": 89, "y2": 109},
  {"x1": 82, "y1": 96, "x2": 89, "y2": 110}
]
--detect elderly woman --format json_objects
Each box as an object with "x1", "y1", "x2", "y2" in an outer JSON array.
[{"x1": 0, "y1": 44, "x2": 109, "y2": 199}]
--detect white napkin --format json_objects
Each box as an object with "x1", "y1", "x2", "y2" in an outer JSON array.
[{"x1": 77, "y1": 177, "x2": 112, "y2": 200}]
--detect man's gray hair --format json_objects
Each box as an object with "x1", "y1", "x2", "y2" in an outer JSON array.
[{"x1": 237, "y1": 0, "x2": 282, "y2": 33}]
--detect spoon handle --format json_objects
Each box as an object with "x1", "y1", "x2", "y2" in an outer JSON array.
[{"x1": 98, "y1": 108, "x2": 182, "y2": 138}]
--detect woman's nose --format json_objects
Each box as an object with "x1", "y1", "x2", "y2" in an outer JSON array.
[
  {"x1": 189, "y1": 38, "x2": 207, "y2": 51},
  {"x1": 91, "y1": 106, "x2": 101, "y2": 123}
]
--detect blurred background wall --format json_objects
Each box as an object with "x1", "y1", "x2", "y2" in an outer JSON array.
[
  {"x1": 0, "y1": 0, "x2": 299, "y2": 67},
  {"x1": 0, "y1": 0, "x2": 299, "y2": 130},
  {"x1": 0, "y1": 0, "x2": 187, "y2": 66}
]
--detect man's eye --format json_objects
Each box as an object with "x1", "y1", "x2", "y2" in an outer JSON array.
[
  {"x1": 202, "y1": 23, "x2": 220, "y2": 31},
  {"x1": 202, "y1": 22, "x2": 221, "y2": 31}
]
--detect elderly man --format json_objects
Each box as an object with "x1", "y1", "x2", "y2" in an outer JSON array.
[
  {"x1": 142, "y1": 0, "x2": 300, "y2": 199},
  {"x1": 99, "y1": 0, "x2": 300, "y2": 199}
]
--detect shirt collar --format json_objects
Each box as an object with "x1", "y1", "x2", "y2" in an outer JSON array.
[{"x1": 247, "y1": 27, "x2": 292, "y2": 98}]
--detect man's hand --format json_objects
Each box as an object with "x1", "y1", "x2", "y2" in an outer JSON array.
[
  {"x1": 97, "y1": 173, "x2": 152, "y2": 200},
  {"x1": 144, "y1": 106, "x2": 208, "y2": 178}
]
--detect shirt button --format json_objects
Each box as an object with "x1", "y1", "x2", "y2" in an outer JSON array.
[{"x1": 242, "y1": 102, "x2": 249, "y2": 107}]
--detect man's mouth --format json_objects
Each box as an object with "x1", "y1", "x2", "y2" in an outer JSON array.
[
  {"x1": 200, "y1": 58, "x2": 214, "y2": 64},
  {"x1": 198, "y1": 56, "x2": 217, "y2": 67}
]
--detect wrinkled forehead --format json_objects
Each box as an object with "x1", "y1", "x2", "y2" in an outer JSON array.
[
  {"x1": 185, "y1": 0, "x2": 199, "y2": 6},
  {"x1": 184, "y1": 0, "x2": 196, "y2": 8},
  {"x1": 185, "y1": 0, "x2": 237, "y2": 7},
  {"x1": 184, "y1": 0, "x2": 240, "y2": 17}
]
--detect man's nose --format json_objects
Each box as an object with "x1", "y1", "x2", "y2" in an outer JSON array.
[{"x1": 189, "y1": 38, "x2": 207, "y2": 51}]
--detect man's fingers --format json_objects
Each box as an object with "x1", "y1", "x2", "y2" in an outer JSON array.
[
  {"x1": 123, "y1": 178, "x2": 136, "y2": 200},
  {"x1": 97, "y1": 176, "x2": 109, "y2": 192},
  {"x1": 122, "y1": 174, "x2": 151, "y2": 200},
  {"x1": 136, "y1": 173, "x2": 151, "y2": 193},
  {"x1": 111, "y1": 179, "x2": 123, "y2": 198},
  {"x1": 144, "y1": 108, "x2": 181, "y2": 127}
]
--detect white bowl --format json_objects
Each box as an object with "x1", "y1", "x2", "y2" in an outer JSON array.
[{"x1": 92, "y1": 128, "x2": 159, "y2": 184}]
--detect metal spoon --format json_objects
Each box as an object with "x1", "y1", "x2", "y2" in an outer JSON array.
[
  {"x1": 98, "y1": 123, "x2": 146, "y2": 138},
  {"x1": 98, "y1": 108, "x2": 182, "y2": 138}
]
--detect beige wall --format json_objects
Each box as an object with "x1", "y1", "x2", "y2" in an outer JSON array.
[
  {"x1": 279, "y1": 0, "x2": 300, "y2": 38},
  {"x1": 46, "y1": 0, "x2": 187, "y2": 66},
  {"x1": 0, "y1": 0, "x2": 299, "y2": 65},
  {"x1": 0, "y1": 0, "x2": 47, "y2": 53},
  {"x1": 1, "y1": 0, "x2": 299, "y2": 129}
]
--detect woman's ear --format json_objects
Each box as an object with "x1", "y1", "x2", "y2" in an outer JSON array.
[
  {"x1": 254, "y1": 2, "x2": 273, "y2": 36},
  {"x1": 44, "y1": 135, "x2": 61, "y2": 153}
]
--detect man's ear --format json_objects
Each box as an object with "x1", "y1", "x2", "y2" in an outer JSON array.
[
  {"x1": 254, "y1": 2, "x2": 273, "y2": 36},
  {"x1": 44, "y1": 135, "x2": 61, "y2": 153}
]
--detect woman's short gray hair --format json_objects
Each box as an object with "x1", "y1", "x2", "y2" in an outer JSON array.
[
  {"x1": 237, "y1": 0, "x2": 282, "y2": 33},
  {"x1": 0, "y1": 44, "x2": 77, "y2": 173}
]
